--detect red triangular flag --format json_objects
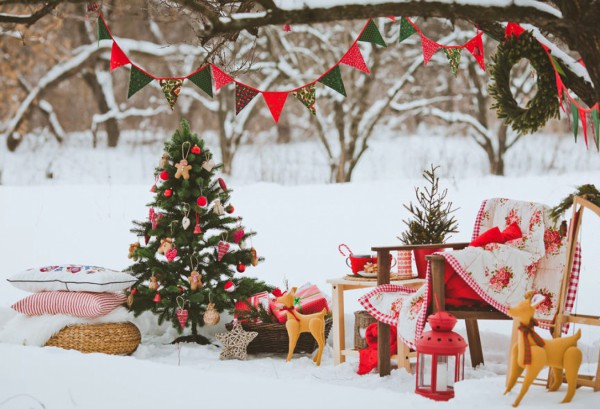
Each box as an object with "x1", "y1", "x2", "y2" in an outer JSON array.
[
  {"x1": 262, "y1": 92, "x2": 289, "y2": 123},
  {"x1": 505, "y1": 22, "x2": 525, "y2": 39},
  {"x1": 580, "y1": 108, "x2": 589, "y2": 148},
  {"x1": 110, "y1": 42, "x2": 130, "y2": 72},
  {"x1": 465, "y1": 33, "x2": 485, "y2": 71},
  {"x1": 421, "y1": 35, "x2": 440, "y2": 66},
  {"x1": 211, "y1": 65, "x2": 234, "y2": 91},
  {"x1": 340, "y1": 43, "x2": 370, "y2": 74},
  {"x1": 388, "y1": 16, "x2": 396, "y2": 21}
]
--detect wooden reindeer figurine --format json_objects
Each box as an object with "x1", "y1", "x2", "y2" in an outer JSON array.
[
  {"x1": 505, "y1": 291, "x2": 582, "y2": 407},
  {"x1": 276, "y1": 287, "x2": 327, "y2": 366}
]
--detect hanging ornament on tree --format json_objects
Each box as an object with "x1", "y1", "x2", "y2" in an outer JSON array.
[
  {"x1": 175, "y1": 296, "x2": 188, "y2": 329},
  {"x1": 191, "y1": 144, "x2": 201, "y2": 155},
  {"x1": 165, "y1": 247, "x2": 178, "y2": 262},
  {"x1": 193, "y1": 212, "x2": 202, "y2": 235},
  {"x1": 250, "y1": 247, "x2": 259, "y2": 266},
  {"x1": 159, "y1": 153, "x2": 170, "y2": 169},
  {"x1": 144, "y1": 233, "x2": 150, "y2": 245},
  {"x1": 150, "y1": 176, "x2": 158, "y2": 193},
  {"x1": 236, "y1": 263, "x2": 246, "y2": 273},
  {"x1": 218, "y1": 241, "x2": 230, "y2": 261},
  {"x1": 213, "y1": 199, "x2": 225, "y2": 216},
  {"x1": 283, "y1": 24, "x2": 292, "y2": 32},
  {"x1": 160, "y1": 170, "x2": 170, "y2": 181},
  {"x1": 233, "y1": 229, "x2": 245, "y2": 244},
  {"x1": 164, "y1": 188, "x2": 173, "y2": 198},
  {"x1": 189, "y1": 270, "x2": 203, "y2": 291},
  {"x1": 197, "y1": 190, "x2": 208, "y2": 207},
  {"x1": 128, "y1": 242, "x2": 139, "y2": 260},
  {"x1": 127, "y1": 288, "x2": 136, "y2": 307},
  {"x1": 218, "y1": 178, "x2": 228, "y2": 191},
  {"x1": 226, "y1": 204, "x2": 235, "y2": 214},
  {"x1": 157, "y1": 238, "x2": 174, "y2": 255},
  {"x1": 203, "y1": 302, "x2": 221, "y2": 326},
  {"x1": 224, "y1": 280, "x2": 236, "y2": 293},
  {"x1": 153, "y1": 292, "x2": 162, "y2": 303},
  {"x1": 175, "y1": 142, "x2": 193, "y2": 180},
  {"x1": 202, "y1": 158, "x2": 215, "y2": 172},
  {"x1": 148, "y1": 274, "x2": 159, "y2": 291},
  {"x1": 181, "y1": 204, "x2": 191, "y2": 230}
]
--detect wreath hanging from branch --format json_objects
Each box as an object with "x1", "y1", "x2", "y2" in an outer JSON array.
[{"x1": 488, "y1": 31, "x2": 559, "y2": 135}]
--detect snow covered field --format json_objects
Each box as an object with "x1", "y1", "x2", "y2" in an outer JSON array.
[{"x1": 1, "y1": 136, "x2": 600, "y2": 408}]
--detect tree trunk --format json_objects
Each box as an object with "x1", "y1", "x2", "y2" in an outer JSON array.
[
  {"x1": 82, "y1": 69, "x2": 120, "y2": 148},
  {"x1": 217, "y1": 92, "x2": 233, "y2": 175}
]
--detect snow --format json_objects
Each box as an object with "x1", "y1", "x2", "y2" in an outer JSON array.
[{"x1": 1, "y1": 134, "x2": 600, "y2": 408}]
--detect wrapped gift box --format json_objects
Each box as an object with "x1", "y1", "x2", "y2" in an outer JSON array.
[
  {"x1": 270, "y1": 283, "x2": 329, "y2": 323},
  {"x1": 234, "y1": 291, "x2": 271, "y2": 322}
]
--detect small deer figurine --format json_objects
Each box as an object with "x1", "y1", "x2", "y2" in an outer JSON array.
[
  {"x1": 505, "y1": 291, "x2": 582, "y2": 407},
  {"x1": 276, "y1": 287, "x2": 327, "y2": 366}
]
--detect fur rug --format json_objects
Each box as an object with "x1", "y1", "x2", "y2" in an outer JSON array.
[{"x1": 0, "y1": 307, "x2": 133, "y2": 346}]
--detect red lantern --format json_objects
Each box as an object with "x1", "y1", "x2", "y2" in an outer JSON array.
[{"x1": 415, "y1": 310, "x2": 467, "y2": 401}]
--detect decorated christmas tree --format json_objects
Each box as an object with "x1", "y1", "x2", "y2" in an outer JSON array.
[{"x1": 127, "y1": 120, "x2": 271, "y2": 342}]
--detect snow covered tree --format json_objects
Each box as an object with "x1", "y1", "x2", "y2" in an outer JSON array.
[{"x1": 127, "y1": 119, "x2": 271, "y2": 341}]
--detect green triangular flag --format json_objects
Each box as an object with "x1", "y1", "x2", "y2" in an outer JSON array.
[
  {"x1": 444, "y1": 48, "x2": 461, "y2": 77},
  {"x1": 97, "y1": 16, "x2": 111, "y2": 46},
  {"x1": 398, "y1": 17, "x2": 417, "y2": 43},
  {"x1": 318, "y1": 66, "x2": 346, "y2": 97},
  {"x1": 551, "y1": 56, "x2": 566, "y2": 77},
  {"x1": 188, "y1": 67, "x2": 213, "y2": 98},
  {"x1": 571, "y1": 102, "x2": 579, "y2": 141},
  {"x1": 592, "y1": 109, "x2": 600, "y2": 151},
  {"x1": 293, "y1": 84, "x2": 316, "y2": 115},
  {"x1": 358, "y1": 20, "x2": 387, "y2": 47},
  {"x1": 127, "y1": 66, "x2": 154, "y2": 99}
]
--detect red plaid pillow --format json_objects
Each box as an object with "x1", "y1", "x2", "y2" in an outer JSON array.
[{"x1": 11, "y1": 291, "x2": 126, "y2": 318}]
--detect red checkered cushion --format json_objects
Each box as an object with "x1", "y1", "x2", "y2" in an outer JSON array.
[{"x1": 11, "y1": 291, "x2": 126, "y2": 318}]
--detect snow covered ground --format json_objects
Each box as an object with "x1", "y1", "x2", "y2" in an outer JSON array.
[{"x1": 1, "y1": 135, "x2": 600, "y2": 408}]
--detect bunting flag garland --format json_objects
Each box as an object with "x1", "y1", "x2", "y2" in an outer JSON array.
[
  {"x1": 235, "y1": 83, "x2": 259, "y2": 114},
  {"x1": 340, "y1": 43, "x2": 370, "y2": 74},
  {"x1": 593, "y1": 110, "x2": 600, "y2": 151},
  {"x1": 188, "y1": 67, "x2": 213, "y2": 97},
  {"x1": 110, "y1": 42, "x2": 130, "y2": 72},
  {"x1": 319, "y1": 66, "x2": 347, "y2": 97},
  {"x1": 212, "y1": 65, "x2": 234, "y2": 92},
  {"x1": 262, "y1": 92, "x2": 289, "y2": 123},
  {"x1": 464, "y1": 33, "x2": 486, "y2": 71},
  {"x1": 579, "y1": 108, "x2": 589, "y2": 147},
  {"x1": 293, "y1": 84, "x2": 316, "y2": 115},
  {"x1": 421, "y1": 35, "x2": 440, "y2": 65},
  {"x1": 444, "y1": 48, "x2": 461, "y2": 77},
  {"x1": 505, "y1": 22, "x2": 525, "y2": 39},
  {"x1": 97, "y1": 16, "x2": 111, "y2": 44},
  {"x1": 128, "y1": 66, "x2": 154, "y2": 98},
  {"x1": 358, "y1": 19, "x2": 387, "y2": 47},
  {"x1": 160, "y1": 79, "x2": 183, "y2": 110},
  {"x1": 398, "y1": 16, "x2": 417, "y2": 43},
  {"x1": 571, "y1": 102, "x2": 579, "y2": 142}
]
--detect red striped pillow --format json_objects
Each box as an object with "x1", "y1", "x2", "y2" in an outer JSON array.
[{"x1": 11, "y1": 291, "x2": 127, "y2": 318}]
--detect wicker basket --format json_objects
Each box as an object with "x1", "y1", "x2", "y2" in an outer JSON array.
[
  {"x1": 354, "y1": 311, "x2": 377, "y2": 350},
  {"x1": 226, "y1": 318, "x2": 332, "y2": 354},
  {"x1": 45, "y1": 322, "x2": 141, "y2": 355}
]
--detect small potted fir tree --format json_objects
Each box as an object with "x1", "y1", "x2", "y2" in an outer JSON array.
[{"x1": 399, "y1": 165, "x2": 459, "y2": 278}]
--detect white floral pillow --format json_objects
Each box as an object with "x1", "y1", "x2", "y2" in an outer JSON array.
[{"x1": 7, "y1": 265, "x2": 136, "y2": 293}]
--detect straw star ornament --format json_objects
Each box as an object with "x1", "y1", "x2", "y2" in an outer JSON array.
[{"x1": 216, "y1": 322, "x2": 258, "y2": 360}]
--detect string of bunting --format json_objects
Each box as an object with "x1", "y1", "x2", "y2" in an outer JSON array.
[
  {"x1": 505, "y1": 23, "x2": 600, "y2": 150},
  {"x1": 95, "y1": 11, "x2": 385, "y2": 122}
]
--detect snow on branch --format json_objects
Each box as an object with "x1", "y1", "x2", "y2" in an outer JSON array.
[{"x1": 421, "y1": 106, "x2": 495, "y2": 141}]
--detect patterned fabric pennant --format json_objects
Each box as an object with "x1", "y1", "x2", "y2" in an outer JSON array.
[
  {"x1": 218, "y1": 241, "x2": 230, "y2": 261},
  {"x1": 592, "y1": 109, "x2": 600, "y2": 151},
  {"x1": 421, "y1": 35, "x2": 440, "y2": 66},
  {"x1": 110, "y1": 42, "x2": 130, "y2": 72},
  {"x1": 188, "y1": 67, "x2": 213, "y2": 97},
  {"x1": 571, "y1": 102, "x2": 579, "y2": 141},
  {"x1": 127, "y1": 66, "x2": 154, "y2": 99},
  {"x1": 292, "y1": 84, "x2": 316, "y2": 115},
  {"x1": 358, "y1": 20, "x2": 387, "y2": 47},
  {"x1": 505, "y1": 22, "x2": 525, "y2": 39},
  {"x1": 579, "y1": 108, "x2": 589, "y2": 148},
  {"x1": 444, "y1": 48, "x2": 461, "y2": 77},
  {"x1": 262, "y1": 92, "x2": 289, "y2": 123},
  {"x1": 159, "y1": 79, "x2": 183, "y2": 110},
  {"x1": 212, "y1": 65, "x2": 234, "y2": 91},
  {"x1": 398, "y1": 16, "x2": 417, "y2": 43},
  {"x1": 318, "y1": 65, "x2": 347, "y2": 97},
  {"x1": 235, "y1": 83, "x2": 259, "y2": 114},
  {"x1": 340, "y1": 43, "x2": 370, "y2": 74},
  {"x1": 97, "y1": 16, "x2": 111, "y2": 45},
  {"x1": 465, "y1": 33, "x2": 485, "y2": 71}
]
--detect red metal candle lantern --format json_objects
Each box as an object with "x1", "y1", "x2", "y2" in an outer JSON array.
[{"x1": 415, "y1": 310, "x2": 467, "y2": 401}]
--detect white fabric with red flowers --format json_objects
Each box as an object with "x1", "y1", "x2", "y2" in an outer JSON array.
[{"x1": 359, "y1": 198, "x2": 579, "y2": 349}]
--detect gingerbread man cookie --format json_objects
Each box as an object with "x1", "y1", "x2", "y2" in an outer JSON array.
[{"x1": 175, "y1": 159, "x2": 192, "y2": 180}]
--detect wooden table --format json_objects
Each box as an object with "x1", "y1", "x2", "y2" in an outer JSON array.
[{"x1": 327, "y1": 276, "x2": 425, "y2": 375}]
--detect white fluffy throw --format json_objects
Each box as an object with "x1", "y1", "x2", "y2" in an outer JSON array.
[{"x1": 0, "y1": 307, "x2": 133, "y2": 346}]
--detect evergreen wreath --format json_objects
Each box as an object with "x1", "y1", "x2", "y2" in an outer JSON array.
[{"x1": 489, "y1": 31, "x2": 559, "y2": 135}]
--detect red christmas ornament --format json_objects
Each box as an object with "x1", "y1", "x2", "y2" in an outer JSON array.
[
  {"x1": 150, "y1": 184, "x2": 157, "y2": 193},
  {"x1": 191, "y1": 145, "x2": 201, "y2": 155},
  {"x1": 178, "y1": 286, "x2": 185, "y2": 293},
  {"x1": 153, "y1": 293, "x2": 162, "y2": 302},
  {"x1": 159, "y1": 171, "x2": 170, "y2": 181},
  {"x1": 218, "y1": 241, "x2": 230, "y2": 261},
  {"x1": 283, "y1": 24, "x2": 292, "y2": 32},
  {"x1": 176, "y1": 308, "x2": 189, "y2": 329},
  {"x1": 130, "y1": 288, "x2": 137, "y2": 295},
  {"x1": 224, "y1": 280, "x2": 236, "y2": 293},
  {"x1": 164, "y1": 189, "x2": 173, "y2": 197},
  {"x1": 236, "y1": 263, "x2": 246, "y2": 273},
  {"x1": 197, "y1": 196, "x2": 208, "y2": 207},
  {"x1": 226, "y1": 205, "x2": 234, "y2": 214},
  {"x1": 144, "y1": 234, "x2": 150, "y2": 245},
  {"x1": 194, "y1": 223, "x2": 202, "y2": 234},
  {"x1": 233, "y1": 229, "x2": 245, "y2": 244},
  {"x1": 218, "y1": 178, "x2": 227, "y2": 191},
  {"x1": 166, "y1": 248, "x2": 178, "y2": 262}
]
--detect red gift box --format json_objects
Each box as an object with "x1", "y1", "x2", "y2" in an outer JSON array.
[
  {"x1": 234, "y1": 291, "x2": 271, "y2": 322},
  {"x1": 270, "y1": 284, "x2": 329, "y2": 323}
]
